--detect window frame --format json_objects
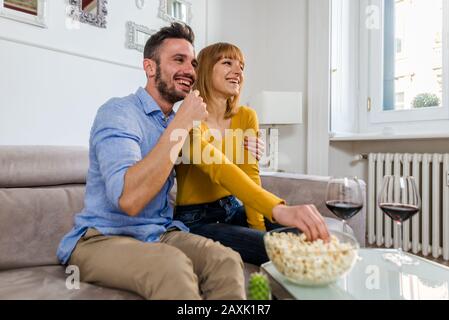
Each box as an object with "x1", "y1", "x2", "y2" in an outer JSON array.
[
  {"x1": 360, "y1": 0, "x2": 449, "y2": 125},
  {"x1": 330, "y1": 0, "x2": 360, "y2": 134}
]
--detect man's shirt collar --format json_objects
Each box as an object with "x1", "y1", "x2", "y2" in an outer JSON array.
[{"x1": 136, "y1": 87, "x2": 175, "y2": 117}]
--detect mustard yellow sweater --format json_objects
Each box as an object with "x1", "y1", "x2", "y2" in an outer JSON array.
[{"x1": 175, "y1": 106, "x2": 284, "y2": 230}]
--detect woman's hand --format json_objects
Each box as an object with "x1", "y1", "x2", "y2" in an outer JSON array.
[
  {"x1": 272, "y1": 204, "x2": 330, "y2": 242},
  {"x1": 244, "y1": 136, "x2": 265, "y2": 161}
]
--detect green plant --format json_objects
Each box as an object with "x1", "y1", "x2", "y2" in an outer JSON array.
[
  {"x1": 248, "y1": 272, "x2": 271, "y2": 300},
  {"x1": 412, "y1": 93, "x2": 440, "y2": 108}
]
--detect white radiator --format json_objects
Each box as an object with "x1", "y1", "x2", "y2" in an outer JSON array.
[{"x1": 367, "y1": 153, "x2": 449, "y2": 261}]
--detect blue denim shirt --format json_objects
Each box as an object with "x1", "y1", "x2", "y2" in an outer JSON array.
[{"x1": 57, "y1": 87, "x2": 188, "y2": 264}]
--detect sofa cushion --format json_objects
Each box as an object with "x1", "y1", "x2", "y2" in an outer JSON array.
[
  {"x1": 0, "y1": 263, "x2": 259, "y2": 300},
  {"x1": 0, "y1": 266, "x2": 141, "y2": 300},
  {"x1": 0, "y1": 185, "x2": 84, "y2": 270},
  {"x1": 0, "y1": 146, "x2": 88, "y2": 188}
]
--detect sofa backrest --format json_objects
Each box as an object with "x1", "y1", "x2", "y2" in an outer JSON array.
[
  {"x1": 0, "y1": 146, "x2": 366, "y2": 271},
  {"x1": 0, "y1": 146, "x2": 88, "y2": 271}
]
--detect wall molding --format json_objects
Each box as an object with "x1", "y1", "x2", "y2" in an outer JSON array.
[
  {"x1": 0, "y1": 35, "x2": 141, "y2": 70},
  {"x1": 307, "y1": 0, "x2": 331, "y2": 176}
]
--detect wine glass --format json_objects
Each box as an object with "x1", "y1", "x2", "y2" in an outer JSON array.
[
  {"x1": 378, "y1": 175, "x2": 421, "y2": 266},
  {"x1": 325, "y1": 177, "x2": 364, "y2": 234}
]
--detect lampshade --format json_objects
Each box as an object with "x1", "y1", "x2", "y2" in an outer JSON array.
[{"x1": 251, "y1": 91, "x2": 303, "y2": 125}]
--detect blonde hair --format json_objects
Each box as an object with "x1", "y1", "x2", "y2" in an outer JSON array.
[{"x1": 194, "y1": 43, "x2": 245, "y2": 119}]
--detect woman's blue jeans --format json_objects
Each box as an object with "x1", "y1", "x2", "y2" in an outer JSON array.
[{"x1": 174, "y1": 196, "x2": 282, "y2": 266}]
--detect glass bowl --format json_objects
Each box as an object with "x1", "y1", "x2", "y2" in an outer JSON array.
[{"x1": 264, "y1": 227, "x2": 359, "y2": 286}]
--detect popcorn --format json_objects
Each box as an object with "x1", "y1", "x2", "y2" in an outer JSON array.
[{"x1": 264, "y1": 232, "x2": 357, "y2": 285}]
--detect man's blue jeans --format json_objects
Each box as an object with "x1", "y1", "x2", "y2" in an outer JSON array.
[{"x1": 174, "y1": 196, "x2": 281, "y2": 266}]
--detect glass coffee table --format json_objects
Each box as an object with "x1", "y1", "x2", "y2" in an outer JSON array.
[{"x1": 261, "y1": 248, "x2": 449, "y2": 300}]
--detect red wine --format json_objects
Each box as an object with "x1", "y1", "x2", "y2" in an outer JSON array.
[
  {"x1": 379, "y1": 203, "x2": 419, "y2": 222},
  {"x1": 325, "y1": 201, "x2": 363, "y2": 220}
]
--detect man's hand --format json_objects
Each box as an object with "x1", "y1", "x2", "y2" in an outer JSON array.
[
  {"x1": 272, "y1": 204, "x2": 330, "y2": 242},
  {"x1": 244, "y1": 136, "x2": 265, "y2": 161},
  {"x1": 175, "y1": 90, "x2": 208, "y2": 130},
  {"x1": 119, "y1": 90, "x2": 207, "y2": 217}
]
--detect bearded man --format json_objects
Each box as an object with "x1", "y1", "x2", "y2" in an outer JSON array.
[{"x1": 57, "y1": 23, "x2": 246, "y2": 300}]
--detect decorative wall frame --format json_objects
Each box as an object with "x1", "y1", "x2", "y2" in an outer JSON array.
[
  {"x1": 0, "y1": 0, "x2": 47, "y2": 28},
  {"x1": 158, "y1": 0, "x2": 192, "y2": 25},
  {"x1": 126, "y1": 21, "x2": 155, "y2": 53},
  {"x1": 135, "y1": 0, "x2": 145, "y2": 10},
  {"x1": 68, "y1": 0, "x2": 108, "y2": 28}
]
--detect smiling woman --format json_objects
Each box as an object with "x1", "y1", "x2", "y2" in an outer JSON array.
[{"x1": 174, "y1": 42, "x2": 288, "y2": 266}]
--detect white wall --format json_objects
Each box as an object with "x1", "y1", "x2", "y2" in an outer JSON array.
[
  {"x1": 206, "y1": 0, "x2": 309, "y2": 174},
  {"x1": 1, "y1": 0, "x2": 308, "y2": 173},
  {"x1": 0, "y1": 0, "x2": 206, "y2": 146},
  {"x1": 0, "y1": 38, "x2": 143, "y2": 146}
]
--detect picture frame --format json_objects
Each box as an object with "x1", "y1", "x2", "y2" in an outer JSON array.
[
  {"x1": 158, "y1": 0, "x2": 192, "y2": 25},
  {"x1": 0, "y1": 0, "x2": 47, "y2": 28},
  {"x1": 68, "y1": 0, "x2": 108, "y2": 29},
  {"x1": 125, "y1": 21, "x2": 156, "y2": 53},
  {"x1": 135, "y1": 0, "x2": 145, "y2": 10}
]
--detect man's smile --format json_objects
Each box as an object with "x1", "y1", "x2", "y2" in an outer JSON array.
[{"x1": 175, "y1": 76, "x2": 194, "y2": 92}]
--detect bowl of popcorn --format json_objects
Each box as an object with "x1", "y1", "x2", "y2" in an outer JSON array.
[{"x1": 264, "y1": 227, "x2": 359, "y2": 286}]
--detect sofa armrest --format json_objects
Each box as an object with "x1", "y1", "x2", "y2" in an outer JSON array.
[{"x1": 260, "y1": 172, "x2": 366, "y2": 246}]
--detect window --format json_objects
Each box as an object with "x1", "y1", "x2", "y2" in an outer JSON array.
[
  {"x1": 331, "y1": 0, "x2": 449, "y2": 137},
  {"x1": 395, "y1": 92, "x2": 405, "y2": 109},
  {"x1": 395, "y1": 38, "x2": 402, "y2": 55},
  {"x1": 383, "y1": 0, "x2": 443, "y2": 111},
  {"x1": 364, "y1": 0, "x2": 449, "y2": 124}
]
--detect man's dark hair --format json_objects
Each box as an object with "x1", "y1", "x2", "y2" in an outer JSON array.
[{"x1": 143, "y1": 22, "x2": 195, "y2": 61}]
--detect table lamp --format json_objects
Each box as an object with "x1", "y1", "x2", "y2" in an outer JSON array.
[{"x1": 251, "y1": 91, "x2": 303, "y2": 172}]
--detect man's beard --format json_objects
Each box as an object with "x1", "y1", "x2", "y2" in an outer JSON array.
[{"x1": 155, "y1": 62, "x2": 186, "y2": 104}]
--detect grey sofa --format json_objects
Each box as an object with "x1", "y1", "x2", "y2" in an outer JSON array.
[{"x1": 0, "y1": 146, "x2": 366, "y2": 299}]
